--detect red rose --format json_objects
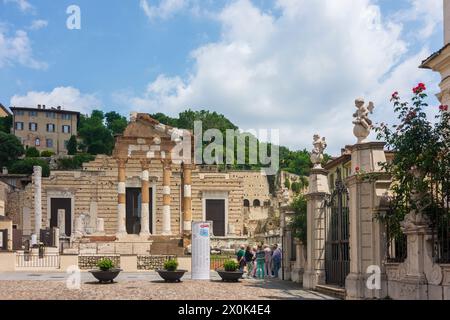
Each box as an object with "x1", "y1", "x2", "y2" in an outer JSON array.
[
  {"x1": 439, "y1": 105, "x2": 449, "y2": 112},
  {"x1": 413, "y1": 83, "x2": 426, "y2": 94},
  {"x1": 355, "y1": 166, "x2": 360, "y2": 172}
]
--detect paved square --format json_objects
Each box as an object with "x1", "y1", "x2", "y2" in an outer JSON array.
[{"x1": 0, "y1": 272, "x2": 334, "y2": 300}]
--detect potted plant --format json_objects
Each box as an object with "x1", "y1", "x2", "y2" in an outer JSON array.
[
  {"x1": 216, "y1": 260, "x2": 243, "y2": 282},
  {"x1": 156, "y1": 259, "x2": 187, "y2": 282},
  {"x1": 89, "y1": 258, "x2": 122, "y2": 283}
]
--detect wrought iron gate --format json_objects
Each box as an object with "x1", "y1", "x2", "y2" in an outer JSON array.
[{"x1": 325, "y1": 170, "x2": 350, "y2": 287}]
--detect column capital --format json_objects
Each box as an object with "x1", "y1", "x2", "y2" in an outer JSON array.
[
  {"x1": 140, "y1": 159, "x2": 150, "y2": 170},
  {"x1": 182, "y1": 162, "x2": 196, "y2": 170},
  {"x1": 117, "y1": 158, "x2": 127, "y2": 168},
  {"x1": 161, "y1": 159, "x2": 172, "y2": 169}
]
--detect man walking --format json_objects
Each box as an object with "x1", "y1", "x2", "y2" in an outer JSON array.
[{"x1": 272, "y1": 244, "x2": 282, "y2": 278}]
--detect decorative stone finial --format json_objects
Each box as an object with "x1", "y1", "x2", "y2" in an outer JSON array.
[
  {"x1": 130, "y1": 112, "x2": 138, "y2": 122},
  {"x1": 353, "y1": 98, "x2": 375, "y2": 143},
  {"x1": 310, "y1": 134, "x2": 327, "y2": 169}
]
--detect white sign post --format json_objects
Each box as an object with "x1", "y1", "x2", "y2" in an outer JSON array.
[{"x1": 191, "y1": 221, "x2": 211, "y2": 280}]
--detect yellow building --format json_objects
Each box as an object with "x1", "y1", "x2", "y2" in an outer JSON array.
[
  {"x1": 10, "y1": 105, "x2": 80, "y2": 155},
  {"x1": 0, "y1": 104, "x2": 11, "y2": 118}
]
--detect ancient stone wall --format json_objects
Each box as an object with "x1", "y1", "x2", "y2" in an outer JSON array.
[{"x1": 191, "y1": 171, "x2": 244, "y2": 236}]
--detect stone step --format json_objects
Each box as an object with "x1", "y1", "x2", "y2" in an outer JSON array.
[{"x1": 315, "y1": 284, "x2": 346, "y2": 300}]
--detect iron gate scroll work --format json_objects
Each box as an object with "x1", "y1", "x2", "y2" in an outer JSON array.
[{"x1": 325, "y1": 170, "x2": 350, "y2": 287}]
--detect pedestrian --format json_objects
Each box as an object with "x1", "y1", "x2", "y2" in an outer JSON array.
[
  {"x1": 251, "y1": 246, "x2": 258, "y2": 277},
  {"x1": 255, "y1": 244, "x2": 265, "y2": 279},
  {"x1": 244, "y1": 245, "x2": 254, "y2": 278},
  {"x1": 236, "y1": 244, "x2": 246, "y2": 272},
  {"x1": 272, "y1": 244, "x2": 282, "y2": 278},
  {"x1": 264, "y1": 245, "x2": 272, "y2": 278}
]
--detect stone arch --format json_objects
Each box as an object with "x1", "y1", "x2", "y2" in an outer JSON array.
[
  {"x1": 243, "y1": 199, "x2": 250, "y2": 207},
  {"x1": 253, "y1": 199, "x2": 261, "y2": 207}
]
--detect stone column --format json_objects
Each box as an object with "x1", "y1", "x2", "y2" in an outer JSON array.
[
  {"x1": 162, "y1": 160, "x2": 172, "y2": 235},
  {"x1": 54, "y1": 227, "x2": 60, "y2": 250},
  {"x1": 96, "y1": 218, "x2": 105, "y2": 235},
  {"x1": 345, "y1": 142, "x2": 389, "y2": 300},
  {"x1": 117, "y1": 159, "x2": 127, "y2": 236},
  {"x1": 140, "y1": 162, "x2": 151, "y2": 237},
  {"x1": 57, "y1": 209, "x2": 66, "y2": 236},
  {"x1": 291, "y1": 240, "x2": 305, "y2": 283},
  {"x1": 303, "y1": 167, "x2": 330, "y2": 289},
  {"x1": 183, "y1": 163, "x2": 193, "y2": 234},
  {"x1": 33, "y1": 166, "x2": 42, "y2": 240}
]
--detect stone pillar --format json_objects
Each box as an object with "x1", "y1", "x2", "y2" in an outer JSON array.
[
  {"x1": 96, "y1": 218, "x2": 105, "y2": 235},
  {"x1": 291, "y1": 240, "x2": 305, "y2": 283},
  {"x1": 33, "y1": 166, "x2": 42, "y2": 240},
  {"x1": 303, "y1": 167, "x2": 330, "y2": 289},
  {"x1": 140, "y1": 162, "x2": 151, "y2": 237},
  {"x1": 183, "y1": 163, "x2": 193, "y2": 234},
  {"x1": 399, "y1": 218, "x2": 434, "y2": 299},
  {"x1": 54, "y1": 227, "x2": 60, "y2": 250},
  {"x1": 345, "y1": 142, "x2": 388, "y2": 300},
  {"x1": 162, "y1": 160, "x2": 172, "y2": 235},
  {"x1": 57, "y1": 209, "x2": 66, "y2": 236},
  {"x1": 117, "y1": 159, "x2": 127, "y2": 236},
  {"x1": 445, "y1": 0, "x2": 450, "y2": 45}
]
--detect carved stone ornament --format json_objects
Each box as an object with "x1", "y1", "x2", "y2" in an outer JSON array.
[
  {"x1": 310, "y1": 134, "x2": 327, "y2": 169},
  {"x1": 353, "y1": 98, "x2": 374, "y2": 143}
]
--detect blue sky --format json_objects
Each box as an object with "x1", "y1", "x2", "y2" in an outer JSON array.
[{"x1": 0, "y1": 0, "x2": 445, "y2": 153}]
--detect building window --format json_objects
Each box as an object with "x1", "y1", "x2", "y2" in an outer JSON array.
[
  {"x1": 61, "y1": 114, "x2": 72, "y2": 120},
  {"x1": 46, "y1": 124, "x2": 55, "y2": 132},
  {"x1": 15, "y1": 110, "x2": 25, "y2": 116},
  {"x1": 15, "y1": 122, "x2": 24, "y2": 130},
  {"x1": 29, "y1": 111, "x2": 38, "y2": 117},
  {"x1": 46, "y1": 139, "x2": 53, "y2": 148},
  {"x1": 62, "y1": 125, "x2": 71, "y2": 134},
  {"x1": 29, "y1": 122, "x2": 38, "y2": 131},
  {"x1": 35, "y1": 138, "x2": 40, "y2": 147},
  {"x1": 243, "y1": 199, "x2": 250, "y2": 207},
  {"x1": 253, "y1": 199, "x2": 261, "y2": 207},
  {"x1": 46, "y1": 112, "x2": 56, "y2": 119}
]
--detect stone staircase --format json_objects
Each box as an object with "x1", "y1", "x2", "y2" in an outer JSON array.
[{"x1": 315, "y1": 284, "x2": 346, "y2": 300}]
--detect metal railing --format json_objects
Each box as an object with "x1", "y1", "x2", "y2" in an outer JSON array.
[
  {"x1": 210, "y1": 255, "x2": 234, "y2": 270},
  {"x1": 431, "y1": 176, "x2": 450, "y2": 263},
  {"x1": 16, "y1": 252, "x2": 60, "y2": 268}
]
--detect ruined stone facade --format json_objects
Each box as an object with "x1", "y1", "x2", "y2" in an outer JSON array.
[{"x1": 13, "y1": 114, "x2": 276, "y2": 253}]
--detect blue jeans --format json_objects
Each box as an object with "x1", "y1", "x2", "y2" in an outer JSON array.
[{"x1": 272, "y1": 260, "x2": 281, "y2": 278}]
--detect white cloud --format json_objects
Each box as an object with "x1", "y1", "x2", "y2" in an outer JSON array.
[
  {"x1": 0, "y1": 27, "x2": 47, "y2": 69},
  {"x1": 394, "y1": 0, "x2": 443, "y2": 39},
  {"x1": 3, "y1": 0, "x2": 34, "y2": 12},
  {"x1": 140, "y1": 0, "x2": 187, "y2": 20},
  {"x1": 10, "y1": 87, "x2": 101, "y2": 114},
  {"x1": 125, "y1": 0, "x2": 441, "y2": 154},
  {"x1": 29, "y1": 19, "x2": 48, "y2": 30}
]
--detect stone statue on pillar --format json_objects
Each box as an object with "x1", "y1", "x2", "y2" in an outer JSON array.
[
  {"x1": 310, "y1": 134, "x2": 327, "y2": 169},
  {"x1": 353, "y1": 98, "x2": 374, "y2": 143}
]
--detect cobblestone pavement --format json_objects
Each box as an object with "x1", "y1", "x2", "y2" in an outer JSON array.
[{"x1": 0, "y1": 272, "x2": 334, "y2": 300}]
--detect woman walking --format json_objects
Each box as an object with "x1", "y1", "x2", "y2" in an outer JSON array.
[
  {"x1": 255, "y1": 244, "x2": 265, "y2": 279},
  {"x1": 244, "y1": 246, "x2": 254, "y2": 278},
  {"x1": 264, "y1": 245, "x2": 273, "y2": 277}
]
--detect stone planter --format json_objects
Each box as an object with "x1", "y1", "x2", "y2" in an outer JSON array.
[
  {"x1": 89, "y1": 268, "x2": 122, "y2": 283},
  {"x1": 156, "y1": 270, "x2": 187, "y2": 282},
  {"x1": 216, "y1": 270, "x2": 244, "y2": 282}
]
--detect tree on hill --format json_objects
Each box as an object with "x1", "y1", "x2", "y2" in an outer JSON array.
[
  {"x1": 105, "y1": 111, "x2": 128, "y2": 135},
  {"x1": 0, "y1": 115, "x2": 12, "y2": 134},
  {"x1": 25, "y1": 147, "x2": 40, "y2": 158},
  {"x1": 66, "y1": 135, "x2": 78, "y2": 155},
  {"x1": 78, "y1": 110, "x2": 115, "y2": 155},
  {"x1": 0, "y1": 132, "x2": 24, "y2": 168}
]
